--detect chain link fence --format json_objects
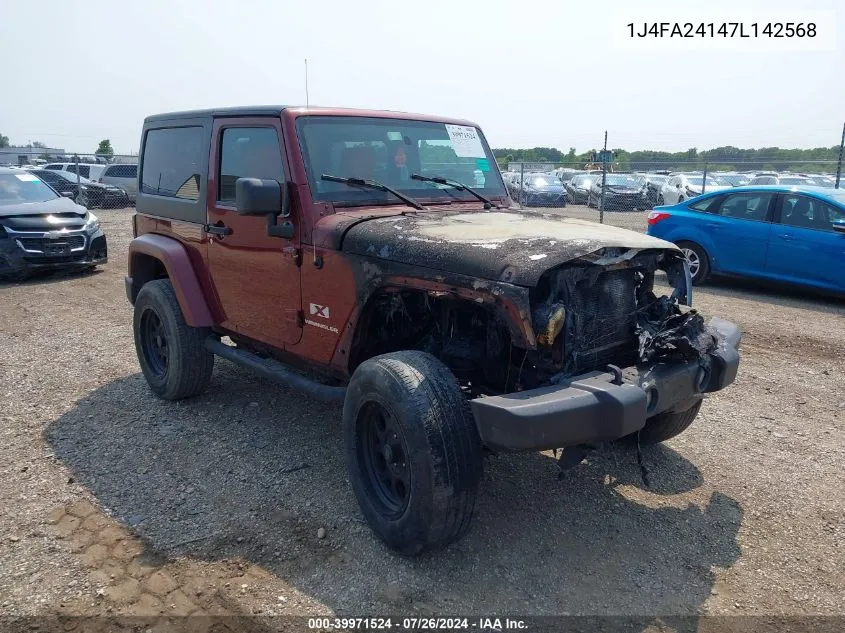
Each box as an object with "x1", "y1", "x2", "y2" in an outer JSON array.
[
  {"x1": 0, "y1": 152, "x2": 138, "y2": 209},
  {"x1": 500, "y1": 158, "x2": 842, "y2": 223}
]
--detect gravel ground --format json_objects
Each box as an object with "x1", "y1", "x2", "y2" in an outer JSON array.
[{"x1": 1, "y1": 206, "x2": 843, "y2": 626}]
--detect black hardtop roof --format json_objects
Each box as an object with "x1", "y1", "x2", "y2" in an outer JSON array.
[{"x1": 145, "y1": 105, "x2": 289, "y2": 123}]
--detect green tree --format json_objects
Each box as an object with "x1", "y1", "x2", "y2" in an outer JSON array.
[
  {"x1": 96, "y1": 139, "x2": 114, "y2": 158},
  {"x1": 0, "y1": 133, "x2": 10, "y2": 148}
]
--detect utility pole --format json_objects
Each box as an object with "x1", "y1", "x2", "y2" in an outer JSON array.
[
  {"x1": 304, "y1": 58, "x2": 310, "y2": 107},
  {"x1": 599, "y1": 130, "x2": 608, "y2": 224},
  {"x1": 836, "y1": 121, "x2": 844, "y2": 189}
]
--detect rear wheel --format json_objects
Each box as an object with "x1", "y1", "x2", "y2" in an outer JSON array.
[
  {"x1": 343, "y1": 351, "x2": 483, "y2": 555},
  {"x1": 677, "y1": 240, "x2": 710, "y2": 285},
  {"x1": 637, "y1": 400, "x2": 702, "y2": 445},
  {"x1": 133, "y1": 279, "x2": 214, "y2": 400}
]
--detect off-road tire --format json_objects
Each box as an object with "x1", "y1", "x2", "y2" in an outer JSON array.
[
  {"x1": 637, "y1": 399, "x2": 703, "y2": 445},
  {"x1": 343, "y1": 351, "x2": 483, "y2": 556},
  {"x1": 133, "y1": 278, "x2": 214, "y2": 400},
  {"x1": 676, "y1": 240, "x2": 711, "y2": 285}
]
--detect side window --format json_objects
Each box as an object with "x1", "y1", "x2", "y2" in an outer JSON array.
[
  {"x1": 715, "y1": 192, "x2": 774, "y2": 221},
  {"x1": 78, "y1": 165, "x2": 90, "y2": 178},
  {"x1": 141, "y1": 126, "x2": 204, "y2": 200},
  {"x1": 123, "y1": 164, "x2": 138, "y2": 178},
  {"x1": 218, "y1": 127, "x2": 283, "y2": 203},
  {"x1": 44, "y1": 164, "x2": 61, "y2": 170},
  {"x1": 689, "y1": 195, "x2": 722, "y2": 212},
  {"x1": 780, "y1": 195, "x2": 845, "y2": 232}
]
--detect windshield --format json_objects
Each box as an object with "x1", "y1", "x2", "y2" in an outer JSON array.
[
  {"x1": 52, "y1": 171, "x2": 95, "y2": 184},
  {"x1": 0, "y1": 172, "x2": 60, "y2": 205},
  {"x1": 530, "y1": 176, "x2": 560, "y2": 186},
  {"x1": 685, "y1": 177, "x2": 718, "y2": 187},
  {"x1": 714, "y1": 174, "x2": 749, "y2": 186},
  {"x1": 604, "y1": 175, "x2": 642, "y2": 186},
  {"x1": 296, "y1": 116, "x2": 506, "y2": 205}
]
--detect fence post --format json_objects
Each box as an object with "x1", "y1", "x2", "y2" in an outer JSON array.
[
  {"x1": 702, "y1": 161, "x2": 708, "y2": 194},
  {"x1": 519, "y1": 162, "x2": 525, "y2": 205},
  {"x1": 836, "y1": 122, "x2": 844, "y2": 189},
  {"x1": 75, "y1": 155, "x2": 80, "y2": 185},
  {"x1": 599, "y1": 131, "x2": 608, "y2": 224}
]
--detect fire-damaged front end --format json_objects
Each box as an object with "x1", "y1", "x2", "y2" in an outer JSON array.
[
  {"x1": 337, "y1": 210, "x2": 740, "y2": 453},
  {"x1": 470, "y1": 246, "x2": 741, "y2": 452}
]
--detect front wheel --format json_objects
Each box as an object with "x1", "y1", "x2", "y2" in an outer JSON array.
[
  {"x1": 343, "y1": 351, "x2": 483, "y2": 555},
  {"x1": 133, "y1": 279, "x2": 214, "y2": 400},
  {"x1": 637, "y1": 400, "x2": 702, "y2": 445}
]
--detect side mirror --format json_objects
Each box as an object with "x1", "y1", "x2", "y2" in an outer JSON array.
[
  {"x1": 60, "y1": 191, "x2": 75, "y2": 198},
  {"x1": 833, "y1": 220, "x2": 845, "y2": 234},
  {"x1": 235, "y1": 177, "x2": 294, "y2": 239},
  {"x1": 235, "y1": 178, "x2": 283, "y2": 215}
]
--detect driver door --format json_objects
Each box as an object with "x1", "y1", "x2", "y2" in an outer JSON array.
[{"x1": 206, "y1": 117, "x2": 302, "y2": 348}]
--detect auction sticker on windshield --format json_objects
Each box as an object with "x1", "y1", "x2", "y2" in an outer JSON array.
[
  {"x1": 445, "y1": 124, "x2": 486, "y2": 158},
  {"x1": 15, "y1": 173, "x2": 39, "y2": 181}
]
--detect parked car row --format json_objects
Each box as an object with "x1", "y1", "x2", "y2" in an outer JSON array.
[
  {"x1": 503, "y1": 168, "x2": 840, "y2": 211},
  {"x1": 42, "y1": 162, "x2": 138, "y2": 202}
]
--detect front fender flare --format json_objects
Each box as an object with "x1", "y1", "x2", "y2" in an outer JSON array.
[{"x1": 127, "y1": 233, "x2": 215, "y2": 327}]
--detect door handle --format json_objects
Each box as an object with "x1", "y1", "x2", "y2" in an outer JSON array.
[
  {"x1": 777, "y1": 234, "x2": 793, "y2": 240},
  {"x1": 204, "y1": 222, "x2": 232, "y2": 237},
  {"x1": 705, "y1": 223, "x2": 721, "y2": 229}
]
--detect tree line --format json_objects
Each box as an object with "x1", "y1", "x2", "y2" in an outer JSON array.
[
  {"x1": 493, "y1": 145, "x2": 842, "y2": 173},
  {"x1": 0, "y1": 132, "x2": 114, "y2": 158}
]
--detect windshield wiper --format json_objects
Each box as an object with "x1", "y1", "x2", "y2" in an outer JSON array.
[
  {"x1": 320, "y1": 174, "x2": 426, "y2": 211},
  {"x1": 410, "y1": 174, "x2": 500, "y2": 209}
]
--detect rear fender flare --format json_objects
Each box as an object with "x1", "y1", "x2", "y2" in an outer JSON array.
[{"x1": 127, "y1": 233, "x2": 214, "y2": 327}]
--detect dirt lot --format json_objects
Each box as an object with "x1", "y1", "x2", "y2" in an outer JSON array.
[{"x1": 1, "y1": 206, "x2": 843, "y2": 628}]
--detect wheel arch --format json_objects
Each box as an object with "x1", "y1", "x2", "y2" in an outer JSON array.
[{"x1": 127, "y1": 233, "x2": 215, "y2": 327}]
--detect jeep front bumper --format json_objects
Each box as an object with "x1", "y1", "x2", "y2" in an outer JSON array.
[{"x1": 470, "y1": 318, "x2": 740, "y2": 451}]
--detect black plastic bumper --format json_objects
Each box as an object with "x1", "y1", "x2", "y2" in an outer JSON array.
[{"x1": 470, "y1": 318, "x2": 741, "y2": 451}]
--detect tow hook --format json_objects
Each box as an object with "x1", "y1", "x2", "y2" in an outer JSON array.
[{"x1": 606, "y1": 364, "x2": 624, "y2": 385}]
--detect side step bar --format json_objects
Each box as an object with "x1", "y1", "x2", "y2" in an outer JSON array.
[{"x1": 204, "y1": 337, "x2": 346, "y2": 403}]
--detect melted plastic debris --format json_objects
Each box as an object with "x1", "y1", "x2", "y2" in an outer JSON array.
[{"x1": 636, "y1": 296, "x2": 718, "y2": 362}]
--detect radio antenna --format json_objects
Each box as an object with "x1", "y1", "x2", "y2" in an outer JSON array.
[{"x1": 304, "y1": 58, "x2": 309, "y2": 107}]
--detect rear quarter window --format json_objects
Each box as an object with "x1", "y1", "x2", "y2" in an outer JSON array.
[{"x1": 138, "y1": 123, "x2": 208, "y2": 223}]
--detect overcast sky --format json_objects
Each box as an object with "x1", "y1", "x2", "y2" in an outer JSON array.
[{"x1": 1, "y1": 0, "x2": 841, "y2": 155}]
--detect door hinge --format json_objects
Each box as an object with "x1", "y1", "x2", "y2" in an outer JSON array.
[
  {"x1": 297, "y1": 310, "x2": 304, "y2": 327},
  {"x1": 284, "y1": 246, "x2": 302, "y2": 267}
]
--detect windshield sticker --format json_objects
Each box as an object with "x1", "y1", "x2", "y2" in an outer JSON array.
[
  {"x1": 445, "y1": 124, "x2": 486, "y2": 158},
  {"x1": 15, "y1": 173, "x2": 39, "y2": 181},
  {"x1": 475, "y1": 158, "x2": 491, "y2": 172}
]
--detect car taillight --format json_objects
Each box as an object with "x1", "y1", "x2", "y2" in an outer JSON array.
[{"x1": 647, "y1": 211, "x2": 671, "y2": 225}]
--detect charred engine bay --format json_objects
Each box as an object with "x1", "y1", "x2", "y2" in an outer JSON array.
[{"x1": 353, "y1": 249, "x2": 715, "y2": 396}]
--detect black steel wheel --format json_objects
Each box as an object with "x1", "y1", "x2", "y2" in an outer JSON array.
[
  {"x1": 356, "y1": 401, "x2": 411, "y2": 518},
  {"x1": 343, "y1": 351, "x2": 483, "y2": 555},
  {"x1": 133, "y1": 279, "x2": 214, "y2": 400},
  {"x1": 140, "y1": 307, "x2": 169, "y2": 378}
]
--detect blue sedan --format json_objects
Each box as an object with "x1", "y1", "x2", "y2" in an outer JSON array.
[{"x1": 646, "y1": 186, "x2": 845, "y2": 294}]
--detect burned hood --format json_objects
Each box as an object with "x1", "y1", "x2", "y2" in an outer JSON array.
[{"x1": 340, "y1": 210, "x2": 679, "y2": 286}]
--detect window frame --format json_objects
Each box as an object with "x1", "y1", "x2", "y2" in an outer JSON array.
[
  {"x1": 215, "y1": 125, "x2": 285, "y2": 206},
  {"x1": 138, "y1": 119, "x2": 211, "y2": 224}
]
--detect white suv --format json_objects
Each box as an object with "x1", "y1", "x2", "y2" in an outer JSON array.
[
  {"x1": 99, "y1": 164, "x2": 138, "y2": 202},
  {"x1": 43, "y1": 162, "x2": 106, "y2": 181}
]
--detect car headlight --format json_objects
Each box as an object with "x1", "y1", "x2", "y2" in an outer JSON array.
[{"x1": 85, "y1": 213, "x2": 100, "y2": 234}]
